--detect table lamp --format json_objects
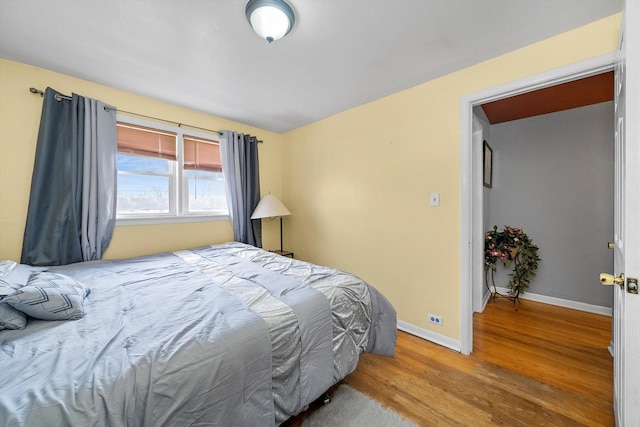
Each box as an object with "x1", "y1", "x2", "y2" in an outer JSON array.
[{"x1": 250, "y1": 194, "x2": 291, "y2": 251}]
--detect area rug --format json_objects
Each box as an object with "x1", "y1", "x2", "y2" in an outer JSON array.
[{"x1": 302, "y1": 385, "x2": 417, "y2": 427}]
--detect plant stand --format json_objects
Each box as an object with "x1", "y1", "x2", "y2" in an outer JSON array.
[
  {"x1": 485, "y1": 269, "x2": 522, "y2": 310},
  {"x1": 484, "y1": 225, "x2": 540, "y2": 312}
]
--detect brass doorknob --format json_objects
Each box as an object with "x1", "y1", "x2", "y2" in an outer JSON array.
[
  {"x1": 608, "y1": 242, "x2": 615, "y2": 250},
  {"x1": 600, "y1": 272, "x2": 624, "y2": 289}
]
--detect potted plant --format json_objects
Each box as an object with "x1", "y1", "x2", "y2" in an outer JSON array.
[{"x1": 485, "y1": 225, "x2": 540, "y2": 307}]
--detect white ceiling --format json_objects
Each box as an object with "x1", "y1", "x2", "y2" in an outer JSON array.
[{"x1": 0, "y1": 0, "x2": 621, "y2": 134}]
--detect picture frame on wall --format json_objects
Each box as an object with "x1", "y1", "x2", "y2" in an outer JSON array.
[{"x1": 483, "y1": 140, "x2": 493, "y2": 188}]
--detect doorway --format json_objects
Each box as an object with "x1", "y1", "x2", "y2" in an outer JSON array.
[
  {"x1": 459, "y1": 52, "x2": 617, "y2": 355},
  {"x1": 475, "y1": 89, "x2": 614, "y2": 312}
]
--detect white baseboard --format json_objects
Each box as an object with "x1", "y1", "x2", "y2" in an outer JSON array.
[
  {"x1": 397, "y1": 320, "x2": 461, "y2": 353},
  {"x1": 398, "y1": 289, "x2": 610, "y2": 354},
  {"x1": 493, "y1": 286, "x2": 612, "y2": 316},
  {"x1": 480, "y1": 289, "x2": 491, "y2": 313}
]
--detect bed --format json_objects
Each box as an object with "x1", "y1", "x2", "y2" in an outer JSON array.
[{"x1": 0, "y1": 242, "x2": 396, "y2": 426}]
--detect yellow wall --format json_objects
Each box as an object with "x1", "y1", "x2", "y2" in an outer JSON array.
[
  {"x1": 0, "y1": 13, "x2": 621, "y2": 344},
  {"x1": 281, "y1": 14, "x2": 621, "y2": 340},
  {"x1": 0, "y1": 59, "x2": 283, "y2": 261}
]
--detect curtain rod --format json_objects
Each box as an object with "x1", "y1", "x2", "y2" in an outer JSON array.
[{"x1": 28, "y1": 87, "x2": 263, "y2": 143}]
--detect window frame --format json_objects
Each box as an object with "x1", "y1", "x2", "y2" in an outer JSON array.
[{"x1": 115, "y1": 115, "x2": 229, "y2": 226}]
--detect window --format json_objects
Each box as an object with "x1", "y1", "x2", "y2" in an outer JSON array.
[
  {"x1": 116, "y1": 117, "x2": 228, "y2": 223},
  {"x1": 183, "y1": 135, "x2": 227, "y2": 213}
]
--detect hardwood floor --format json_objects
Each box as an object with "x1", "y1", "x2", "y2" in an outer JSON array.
[{"x1": 288, "y1": 297, "x2": 613, "y2": 426}]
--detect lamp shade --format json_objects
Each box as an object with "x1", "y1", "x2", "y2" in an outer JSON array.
[
  {"x1": 251, "y1": 194, "x2": 291, "y2": 219},
  {"x1": 245, "y1": 0, "x2": 295, "y2": 43}
]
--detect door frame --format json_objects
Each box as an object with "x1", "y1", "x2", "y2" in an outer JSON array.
[{"x1": 459, "y1": 52, "x2": 617, "y2": 355}]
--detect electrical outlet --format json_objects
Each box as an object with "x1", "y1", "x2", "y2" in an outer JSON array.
[{"x1": 428, "y1": 314, "x2": 443, "y2": 326}]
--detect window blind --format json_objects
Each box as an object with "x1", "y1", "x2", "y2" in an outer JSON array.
[
  {"x1": 184, "y1": 135, "x2": 222, "y2": 172},
  {"x1": 117, "y1": 123, "x2": 177, "y2": 160}
]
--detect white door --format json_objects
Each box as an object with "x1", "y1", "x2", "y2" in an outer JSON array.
[{"x1": 613, "y1": 1, "x2": 640, "y2": 425}]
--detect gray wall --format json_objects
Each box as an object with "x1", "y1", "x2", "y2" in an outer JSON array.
[{"x1": 488, "y1": 102, "x2": 614, "y2": 308}]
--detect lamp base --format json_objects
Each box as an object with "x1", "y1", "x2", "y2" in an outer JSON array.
[{"x1": 270, "y1": 249, "x2": 294, "y2": 258}]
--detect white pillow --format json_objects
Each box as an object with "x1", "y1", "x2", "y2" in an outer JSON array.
[
  {"x1": 0, "y1": 260, "x2": 17, "y2": 276},
  {"x1": 5, "y1": 272, "x2": 90, "y2": 321}
]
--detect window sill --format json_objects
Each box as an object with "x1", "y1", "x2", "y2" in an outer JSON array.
[{"x1": 116, "y1": 214, "x2": 229, "y2": 227}]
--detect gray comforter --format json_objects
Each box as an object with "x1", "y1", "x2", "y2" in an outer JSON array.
[{"x1": 0, "y1": 242, "x2": 396, "y2": 426}]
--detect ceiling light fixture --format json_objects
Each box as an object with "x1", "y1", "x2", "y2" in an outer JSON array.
[{"x1": 245, "y1": 0, "x2": 295, "y2": 43}]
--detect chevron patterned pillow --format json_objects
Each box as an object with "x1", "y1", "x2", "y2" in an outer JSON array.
[
  {"x1": 5, "y1": 272, "x2": 90, "y2": 321},
  {"x1": 0, "y1": 301, "x2": 28, "y2": 330},
  {"x1": 0, "y1": 263, "x2": 28, "y2": 330},
  {"x1": 0, "y1": 279, "x2": 27, "y2": 330}
]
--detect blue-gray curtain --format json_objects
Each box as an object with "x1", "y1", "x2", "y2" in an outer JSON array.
[
  {"x1": 219, "y1": 131, "x2": 262, "y2": 247},
  {"x1": 21, "y1": 87, "x2": 117, "y2": 266}
]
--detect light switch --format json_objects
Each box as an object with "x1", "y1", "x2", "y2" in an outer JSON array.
[{"x1": 430, "y1": 192, "x2": 440, "y2": 206}]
